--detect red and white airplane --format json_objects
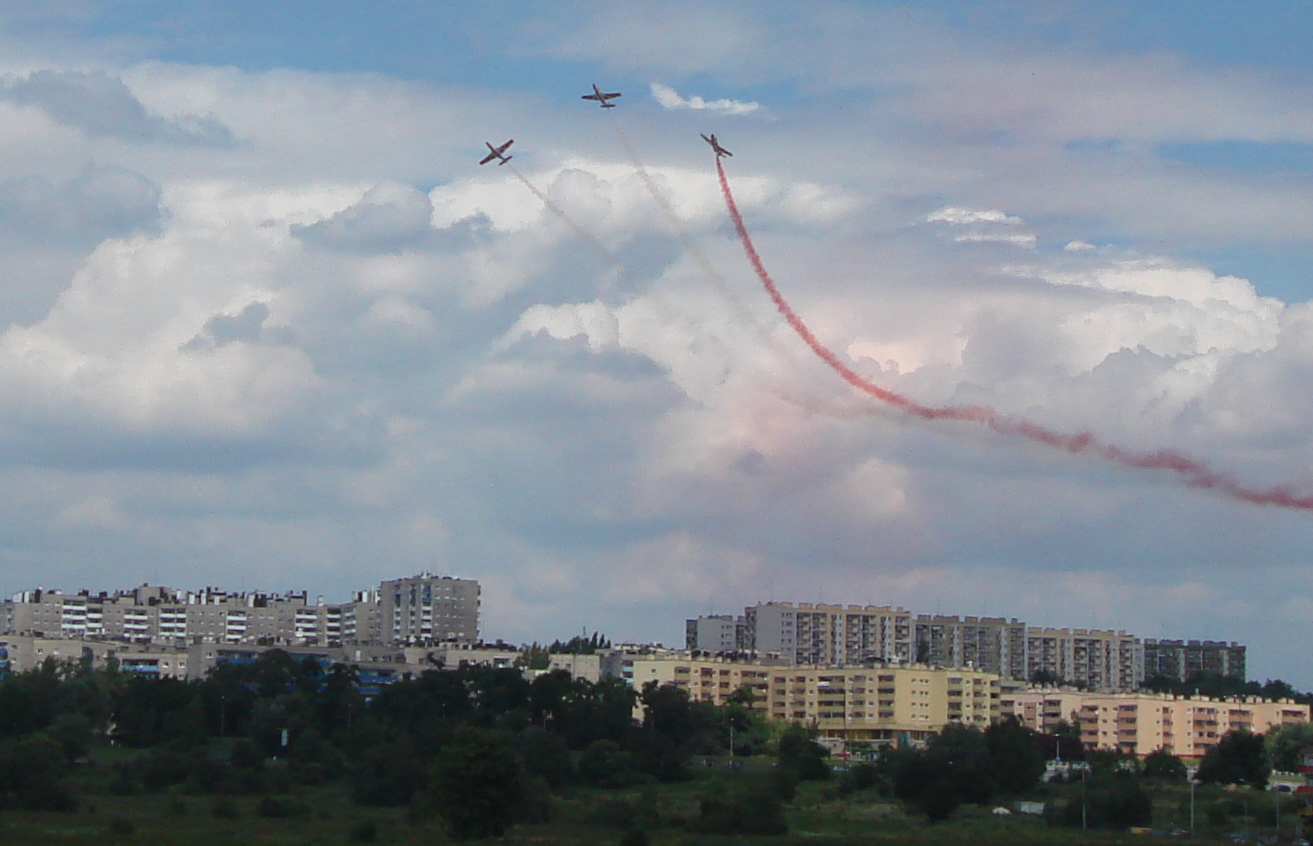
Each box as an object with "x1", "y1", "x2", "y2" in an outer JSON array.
[
  {"x1": 479, "y1": 139, "x2": 514, "y2": 166},
  {"x1": 701, "y1": 133, "x2": 732, "y2": 158},
  {"x1": 581, "y1": 84, "x2": 621, "y2": 108}
]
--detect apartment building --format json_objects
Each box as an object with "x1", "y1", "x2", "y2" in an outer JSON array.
[
  {"x1": 685, "y1": 615, "x2": 748, "y2": 653},
  {"x1": 1001, "y1": 688, "x2": 1309, "y2": 758},
  {"x1": 380, "y1": 574, "x2": 479, "y2": 645},
  {"x1": 913, "y1": 614, "x2": 1028, "y2": 679},
  {"x1": 1144, "y1": 639, "x2": 1246, "y2": 682},
  {"x1": 628, "y1": 654, "x2": 999, "y2": 744},
  {"x1": 1025, "y1": 627, "x2": 1144, "y2": 692},
  {"x1": 0, "y1": 573, "x2": 479, "y2": 649},
  {"x1": 741, "y1": 602, "x2": 914, "y2": 665}
]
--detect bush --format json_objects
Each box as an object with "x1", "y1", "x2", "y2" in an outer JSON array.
[
  {"x1": 212, "y1": 797, "x2": 240, "y2": 819},
  {"x1": 256, "y1": 794, "x2": 312, "y2": 819},
  {"x1": 692, "y1": 780, "x2": 787, "y2": 836},
  {"x1": 348, "y1": 818, "x2": 378, "y2": 843},
  {"x1": 579, "y1": 739, "x2": 642, "y2": 789},
  {"x1": 106, "y1": 817, "x2": 135, "y2": 837}
]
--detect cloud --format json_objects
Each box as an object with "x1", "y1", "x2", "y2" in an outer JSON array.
[
  {"x1": 954, "y1": 232, "x2": 1037, "y2": 249},
  {"x1": 292, "y1": 182, "x2": 435, "y2": 253},
  {"x1": 650, "y1": 82, "x2": 760, "y2": 115},
  {"x1": 0, "y1": 70, "x2": 236, "y2": 146},
  {"x1": 927, "y1": 207, "x2": 1024, "y2": 226},
  {"x1": 0, "y1": 164, "x2": 163, "y2": 245}
]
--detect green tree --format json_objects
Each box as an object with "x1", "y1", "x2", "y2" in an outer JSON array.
[
  {"x1": 1141, "y1": 747, "x2": 1187, "y2": 782},
  {"x1": 428, "y1": 726, "x2": 527, "y2": 840},
  {"x1": 1196, "y1": 729, "x2": 1270, "y2": 788},
  {"x1": 984, "y1": 716, "x2": 1045, "y2": 794},
  {"x1": 1265, "y1": 722, "x2": 1313, "y2": 772},
  {"x1": 777, "y1": 723, "x2": 830, "y2": 781}
]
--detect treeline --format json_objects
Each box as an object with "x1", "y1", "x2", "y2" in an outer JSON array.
[
  {"x1": 1142, "y1": 671, "x2": 1312, "y2": 705},
  {"x1": 0, "y1": 651, "x2": 792, "y2": 838}
]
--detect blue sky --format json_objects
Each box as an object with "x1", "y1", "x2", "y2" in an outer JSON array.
[{"x1": 0, "y1": 1, "x2": 1312, "y2": 687}]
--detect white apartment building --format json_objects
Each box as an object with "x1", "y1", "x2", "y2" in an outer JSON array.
[{"x1": 0, "y1": 573, "x2": 479, "y2": 649}]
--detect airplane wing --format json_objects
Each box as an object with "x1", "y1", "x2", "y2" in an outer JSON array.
[
  {"x1": 479, "y1": 152, "x2": 497, "y2": 165},
  {"x1": 602, "y1": 92, "x2": 621, "y2": 99}
]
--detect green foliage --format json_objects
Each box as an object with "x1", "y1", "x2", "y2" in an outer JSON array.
[
  {"x1": 1265, "y1": 721, "x2": 1313, "y2": 772},
  {"x1": 1141, "y1": 747, "x2": 1187, "y2": 782},
  {"x1": 579, "y1": 739, "x2": 642, "y2": 788},
  {"x1": 692, "y1": 778, "x2": 788, "y2": 835},
  {"x1": 516, "y1": 726, "x2": 574, "y2": 788},
  {"x1": 1055, "y1": 772, "x2": 1152, "y2": 829},
  {"x1": 1196, "y1": 729, "x2": 1270, "y2": 788},
  {"x1": 350, "y1": 739, "x2": 427, "y2": 807},
  {"x1": 984, "y1": 716, "x2": 1046, "y2": 794},
  {"x1": 777, "y1": 723, "x2": 830, "y2": 781},
  {"x1": 0, "y1": 733, "x2": 79, "y2": 811},
  {"x1": 348, "y1": 818, "x2": 378, "y2": 842},
  {"x1": 427, "y1": 726, "x2": 527, "y2": 840}
]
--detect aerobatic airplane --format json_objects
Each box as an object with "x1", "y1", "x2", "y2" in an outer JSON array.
[
  {"x1": 582, "y1": 84, "x2": 621, "y2": 108},
  {"x1": 479, "y1": 139, "x2": 514, "y2": 166},
  {"x1": 701, "y1": 133, "x2": 732, "y2": 157}
]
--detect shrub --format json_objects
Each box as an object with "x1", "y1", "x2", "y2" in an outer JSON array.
[
  {"x1": 348, "y1": 818, "x2": 378, "y2": 843},
  {"x1": 107, "y1": 817, "x2": 135, "y2": 836},
  {"x1": 692, "y1": 781, "x2": 787, "y2": 836}
]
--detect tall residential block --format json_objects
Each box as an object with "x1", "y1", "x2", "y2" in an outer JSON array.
[
  {"x1": 0, "y1": 573, "x2": 478, "y2": 649},
  {"x1": 1143, "y1": 639, "x2": 1246, "y2": 682},
  {"x1": 1025, "y1": 627, "x2": 1144, "y2": 692}
]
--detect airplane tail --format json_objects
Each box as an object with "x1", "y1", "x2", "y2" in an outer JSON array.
[{"x1": 500, "y1": 156, "x2": 512, "y2": 165}]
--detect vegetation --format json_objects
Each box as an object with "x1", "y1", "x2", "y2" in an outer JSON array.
[{"x1": 0, "y1": 653, "x2": 1305, "y2": 844}]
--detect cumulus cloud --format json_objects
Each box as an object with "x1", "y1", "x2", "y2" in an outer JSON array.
[
  {"x1": 292, "y1": 182, "x2": 435, "y2": 253},
  {"x1": 0, "y1": 165, "x2": 163, "y2": 245},
  {"x1": 0, "y1": 70, "x2": 236, "y2": 146},
  {"x1": 650, "y1": 82, "x2": 760, "y2": 115}
]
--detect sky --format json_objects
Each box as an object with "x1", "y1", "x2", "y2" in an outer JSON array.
[{"x1": 0, "y1": 1, "x2": 1311, "y2": 686}]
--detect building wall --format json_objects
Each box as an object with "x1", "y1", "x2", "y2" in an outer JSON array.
[
  {"x1": 628, "y1": 655, "x2": 999, "y2": 744},
  {"x1": 1025, "y1": 627, "x2": 1144, "y2": 692},
  {"x1": 1001, "y1": 688, "x2": 1310, "y2": 758},
  {"x1": 1144, "y1": 639, "x2": 1246, "y2": 682},
  {"x1": 379, "y1": 574, "x2": 479, "y2": 645},
  {"x1": 0, "y1": 574, "x2": 480, "y2": 649}
]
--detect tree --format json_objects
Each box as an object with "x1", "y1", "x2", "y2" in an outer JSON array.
[
  {"x1": 1141, "y1": 748, "x2": 1187, "y2": 782},
  {"x1": 984, "y1": 716, "x2": 1045, "y2": 794},
  {"x1": 428, "y1": 726, "x2": 527, "y2": 840},
  {"x1": 1265, "y1": 722, "x2": 1313, "y2": 773},
  {"x1": 777, "y1": 724, "x2": 829, "y2": 781},
  {"x1": 1196, "y1": 729, "x2": 1270, "y2": 788}
]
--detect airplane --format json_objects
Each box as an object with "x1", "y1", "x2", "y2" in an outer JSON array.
[
  {"x1": 479, "y1": 139, "x2": 514, "y2": 166},
  {"x1": 581, "y1": 84, "x2": 621, "y2": 108},
  {"x1": 701, "y1": 133, "x2": 732, "y2": 158}
]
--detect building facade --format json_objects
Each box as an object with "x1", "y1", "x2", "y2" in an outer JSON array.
[
  {"x1": 1024, "y1": 627, "x2": 1144, "y2": 692},
  {"x1": 628, "y1": 654, "x2": 1000, "y2": 745},
  {"x1": 1143, "y1": 639, "x2": 1246, "y2": 682},
  {"x1": 0, "y1": 573, "x2": 479, "y2": 649},
  {"x1": 1001, "y1": 687, "x2": 1309, "y2": 759}
]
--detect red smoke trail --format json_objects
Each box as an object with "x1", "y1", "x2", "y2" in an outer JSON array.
[{"x1": 715, "y1": 157, "x2": 1313, "y2": 511}]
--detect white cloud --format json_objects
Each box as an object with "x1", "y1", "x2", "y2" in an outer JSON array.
[
  {"x1": 954, "y1": 232, "x2": 1037, "y2": 249},
  {"x1": 650, "y1": 82, "x2": 760, "y2": 115},
  {"x1": 927, "y1": 206, "x2": 1024, "y2": 226}
]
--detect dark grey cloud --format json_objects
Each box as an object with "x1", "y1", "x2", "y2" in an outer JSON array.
[
  {"x1": 0, "y1": 69, "x2": 235, "y2": 146},
  {"x1": 182, "y1": 302, "x2": 270, "y2": 351}
]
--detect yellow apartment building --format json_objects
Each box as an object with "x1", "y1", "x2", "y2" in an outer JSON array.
[
  {"x1": 1002, "y1": 688, "x2": 1310, "y2": 758},
  {"x1": 629, "y1": 656, "x2": 1000, "y2": 743}
]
